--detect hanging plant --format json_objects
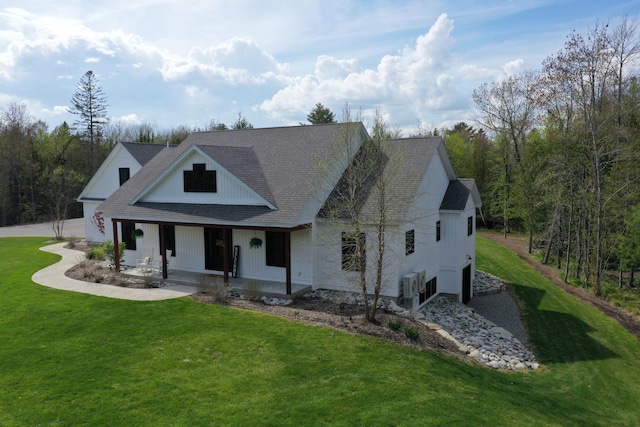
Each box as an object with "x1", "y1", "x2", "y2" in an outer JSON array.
[
  {"x1": 249, "y1": 237, "x2": 263, "y2": 249},
  {"x1": 132, "y1": 228, "x2": 144, "y2": 239}
]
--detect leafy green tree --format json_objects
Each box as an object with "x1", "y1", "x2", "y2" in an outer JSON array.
[
  {"x1": 70, "y1": 70, "x2": 109, "y2": 175},
  {"x1": 618, "y1": 206, "x2": 640, "y2": 287},
  {"x1": 307, "y1": 103, "x2": 336, "y2": 124}
]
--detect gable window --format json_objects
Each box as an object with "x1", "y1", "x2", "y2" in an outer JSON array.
[
  {"x1": 119, "y1": 168, "x2": 130, "y2": 186},
  {"x1": 266, "y1": 231, "x2": 286, "y2": 267},
  {"x1": 184, "y1": 163, "x2": 217, "y2": 193},
  {"x1": 342, "y1": 232, "x2": 366, "y2": 272},
  {"x1": 467, "y1": 216, "x2": 474, "y2": 236},
  {"x1": 122, "y1": 222, "x2": 136, "y2": 250},
  {"x1": 436, "y1": 221, "x2": 441, "y2": 242},
  {"x1": 405, "y1": 230, "x2": 415, "y2": 255}
]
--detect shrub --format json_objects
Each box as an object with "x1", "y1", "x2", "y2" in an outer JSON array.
[
  {"x1": 404, "y1": 326, "x2": 420, "y2": 341},
  {"x1": 243, "y1": 281, "x2": 262, "y2": 301},
  {"x1": 197, "y1": 275, "x2": 229, "y2": 304},
  {"x1": 86, "y1": 247, "x2": 106, "y2": 261},
  {"x1": 103, "y1": 240, "x2": 126, "y2": 264},
  {"x1": 388, "y1": 320, "x2": 402, "y2": 331}
]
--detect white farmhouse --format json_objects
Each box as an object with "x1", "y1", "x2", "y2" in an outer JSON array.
[{"x1": 82, "y1": 123, "x2": 481, "y2": 306}]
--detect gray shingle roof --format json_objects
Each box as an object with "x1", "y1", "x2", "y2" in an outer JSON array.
[
  {"x1": 320, "y1": 136, "x2": 442, "y2": 222},
  {"x1": 99, "y1": 123, "x2": 366, "y2": 227},
  {"x1": 120, "y1": 142, "x2": 167, "y2": 166},
  {"x1": 440, "y1": 179, "x2": 475, "y2": 210}
]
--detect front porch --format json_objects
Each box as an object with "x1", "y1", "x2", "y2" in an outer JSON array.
[{"x1": 122, "y1": 267, "x2": 311, "y2": 299}]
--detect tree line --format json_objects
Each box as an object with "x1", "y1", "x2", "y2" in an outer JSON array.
[
  {"x1": 444, "y1": 17, "x2": 640, "y2": 294},
  {"x1": 0, "y1": 69, "x2": 259, "y2": 233}
]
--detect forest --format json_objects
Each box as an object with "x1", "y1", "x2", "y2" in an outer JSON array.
[{"x1": 1, "y1": 19, "x2": 638, "y2": 297}]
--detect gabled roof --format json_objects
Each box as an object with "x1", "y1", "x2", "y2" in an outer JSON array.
[
  {"x1": 121, "y1": 142, "x2": 167, "y2": 166},
  {"x1": 440, "y1": 179, "x2": 482, "y2": 211},
  {"x1": 98, "y1": 123, "x2": 367, "y2": 228},
  {"x1": 78, "y1": 141, "x2": 167, "y2": 202},
  {"x1": 319, "y1": 136, "x2": 444, "y2": 222}
]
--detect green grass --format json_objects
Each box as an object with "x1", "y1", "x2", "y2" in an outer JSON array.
[{"x1": 1, "y1": 237, "x2": 639, "y2": 425}]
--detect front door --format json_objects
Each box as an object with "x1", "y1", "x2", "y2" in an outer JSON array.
[
  {"x1": 204, "y1": 228, "x2": 229, "y2": 271},
  {"x1": 462, "y1": 265, "x2": 472, "y2": 303}
]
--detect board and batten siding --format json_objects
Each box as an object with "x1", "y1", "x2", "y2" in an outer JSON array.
[
  {"x1": 129, "y1": 224, "x2": 313, "y2": 284},
  {"x1": 140, "y1": 150, "x2": 268, "y2": 206}
]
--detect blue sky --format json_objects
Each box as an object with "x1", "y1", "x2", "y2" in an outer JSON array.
[{"x1": 0, "y1": 0, "x2": 638, "y2": 135}]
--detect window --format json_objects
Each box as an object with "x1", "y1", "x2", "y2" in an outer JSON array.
[
  {"x1": 266, "y1": 231, "x2": 286, "y2": 267},
  {"x1": 405, "y1": 230, "x2": 415, "y2": 255},
  {"x1": 436, "y1": 221, "x2": 441, "y2": 242},
  {"x1": 164, "y1": 225, "x2": 176, "y2": 257},
  {"x1": 467, "y1": 216, "x2": 474, "y2": 236},
  {"x1": 342, "y1": 232, "x2": 366, "y2": 272},
  {"x1": 119, "y1": 168, "x2": 130, "y2": 186},
  {"x1": 419, "y1": 277, "x2": 437, "y2": 304},
  {"x1": 122, "y1": 222, "x2": 136, "y2": 250},
  {"x1": 184, "y1": 163, "x2": 217, "y2": 192}
]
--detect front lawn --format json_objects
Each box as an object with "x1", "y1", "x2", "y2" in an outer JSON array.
[{"x1": 0, "y1": 237, "x2": 639, "y2": 425}]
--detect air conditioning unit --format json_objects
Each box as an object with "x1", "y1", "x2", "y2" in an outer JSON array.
[
  {"x1": 403, "y1": 273, "x2": 418, "y2": 309},
  {"x1": 415, "y1": 270, "x2": 426, "y2": 293}
]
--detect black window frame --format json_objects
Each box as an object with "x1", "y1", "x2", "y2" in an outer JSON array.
[
  {"x1": 467, "y1": 216, "x2": 473, "y2": 236},
  {"x1": 266, "y1": 231, "x2": 286, "y2": 268},
  {"x1": 405, "y1": 230, "x2": 415, "y2": 255},
  {"x1": 119, "y1": 167, "x2": 130, "y2": 186},
  {"x1": 436, "y1": 220, "x2": 441, "y2": 242},
  {"x1": 122, "y1": 222, "x2": 136, "y2": 250},
  {"x1": 164, "y1": 225, "x2": 176, "y2": 257},
  {"x1": 184, "y1": 163, "x2": 217, "y2": 193},
  {"x1": 342, "y1": 231, "x2": 366, "y2": 272}
]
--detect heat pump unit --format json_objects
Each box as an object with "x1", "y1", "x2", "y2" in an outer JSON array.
[
  {"x1": 415, "y1": 270, "x2": 426, "y2": 293},
  {"x1": 403, "y1": 273, "x2": 418, "y2": 309}
]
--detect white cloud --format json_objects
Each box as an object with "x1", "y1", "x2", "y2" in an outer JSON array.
[
  {"x1": 258, "y1": 13, "x2": 467, "y2": 125},
  {"x1": 114, "y1": 113, "x2": 140, "y2": 124},
  {"x1": 160, "y1": 37, "x2": 291, "y2": 85},
  {"x1": 503, "y1": 59, "x2": 525, "y2": 76},
  {"x1": 85, "y1": 57, "x2": 101, "y2": 63}
]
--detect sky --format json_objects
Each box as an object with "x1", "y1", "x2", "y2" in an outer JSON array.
[{"x1": 0, "y1": 0, "x2": 638, "y2": 135}]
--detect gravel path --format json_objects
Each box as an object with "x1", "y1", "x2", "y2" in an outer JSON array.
[{"x1": 468, "y1": 291, "x2": 528, "y2": 345}]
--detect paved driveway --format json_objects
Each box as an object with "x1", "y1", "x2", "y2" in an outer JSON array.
[{"x1": 0, "y1": 218, "x2": 85, "y2": 239}]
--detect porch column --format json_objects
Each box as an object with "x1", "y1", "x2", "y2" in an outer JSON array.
[
  {"x1": 285, "y1": 231, "x2": 291, "y2": 295},
  {"x1": 112, "y1": 219, "x2": 120, "y2": 272},
  {"x1": 159, "y1": 223, "x2": 167, "y2": 279}
]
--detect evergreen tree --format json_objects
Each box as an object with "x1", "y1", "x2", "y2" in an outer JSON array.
[
  {"x1": 307, "y1": 103, "x2": 336, "y2": 124},
  {"x1": 70, "y1": 70, "x2": 108, "y2": 176},
  {"x1": 231, "y1": 112, "x2": 253, "y2": 129}
]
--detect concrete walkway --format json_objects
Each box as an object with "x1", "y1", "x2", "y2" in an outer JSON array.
[{"x1": 32, "y1": 242, "x2": 197, "y2": 301}]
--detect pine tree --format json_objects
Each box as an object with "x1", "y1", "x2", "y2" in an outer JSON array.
[
  {"x1": 307, "y1": 103, "x2": 336, "y2": 124},
  {"x1": 70, "y1": 70, "x2": 108, "y2": 175}
]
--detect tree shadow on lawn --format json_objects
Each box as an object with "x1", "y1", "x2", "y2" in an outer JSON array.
[{"x1": 515, "y1": 285, "x2": 619, "y2": 364}]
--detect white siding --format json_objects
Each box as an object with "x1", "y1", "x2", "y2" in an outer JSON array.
[
  {"x1": 81, "y1": 145, "x2": 143, "y2": 200},
  {"x1": 126, "y1": 225, "x2": 313, "y2": 284},
  {"x1": 140, "y1": 150, "x2": 268, "y2": 206},
  {"x1": 82, "y1": 201, "x2": 107, "y2": 243},
  {"x1": 314, "y1": 221, "x2": 401, "y2": 297}
]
